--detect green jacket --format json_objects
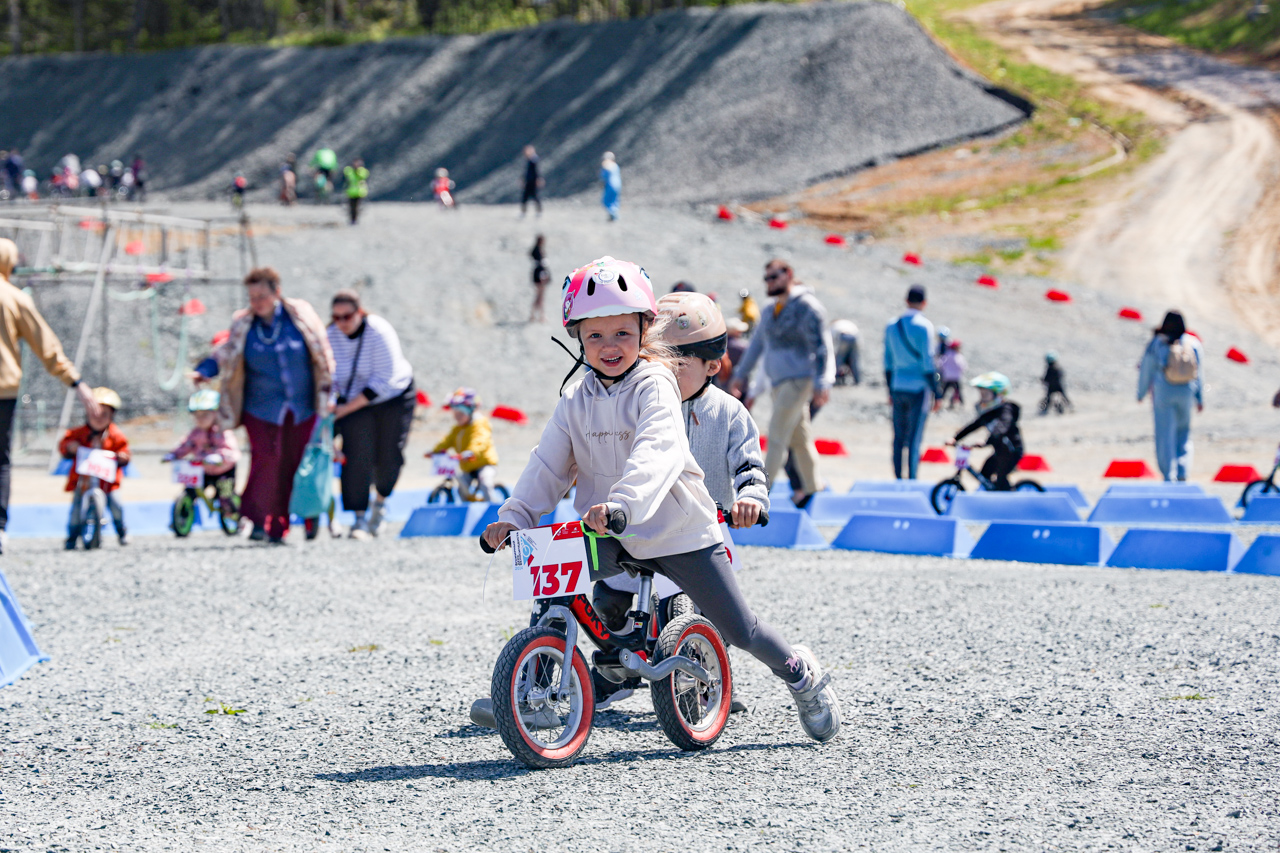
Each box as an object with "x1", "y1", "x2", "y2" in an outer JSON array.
[{"x1": 343, "y1": 166, "x2": 369, "y2": 199}]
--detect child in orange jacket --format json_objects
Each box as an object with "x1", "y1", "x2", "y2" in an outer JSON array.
[{"x1": 59, "y1": 387, "x2": 130, "y2": 547}]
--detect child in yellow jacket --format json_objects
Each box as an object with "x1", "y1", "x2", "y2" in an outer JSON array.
[{"x1": 430, "y1": 388, "x2": 499, "y2": 501}]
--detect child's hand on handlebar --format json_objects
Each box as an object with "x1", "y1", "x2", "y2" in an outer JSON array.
[
  {"x1": 483, "y1": 521, "x2": 517, "y2": 551},
  {"x1": 730, "y1": 498, "x2": 762, "y2": 528},
  {"x1": 945, "y1": 438, "x2": 957, "y2": 447},
  {"x1": 583, "y1": 504, "x2": 614, "y2": 535}
]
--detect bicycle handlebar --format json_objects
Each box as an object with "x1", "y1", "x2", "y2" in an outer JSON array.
[{"x1": 478, "y1": 509, "x2": 628, "y2": 554}]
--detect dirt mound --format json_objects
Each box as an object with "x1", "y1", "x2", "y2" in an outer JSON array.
[{"x1": 0, "y1": 2, "x2": 1026, "y2": 203}]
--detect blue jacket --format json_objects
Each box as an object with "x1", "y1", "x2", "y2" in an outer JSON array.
[
  {"x1": 732, "y1": 286, "x2": 834, "y2": 390},
  {"x1": 1138, "y1": 334, "x2": 1203, "y2": 407},
  {"x1": 883, "y1": 309, "x2": 936, "y2": 393}
]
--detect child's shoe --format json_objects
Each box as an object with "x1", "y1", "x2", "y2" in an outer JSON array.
[
  {"x1": 117, "y1": 527, "x2": 129, "y2": 546},
  {"x1": 64, "y1": 528, "x2": 81, "y2": 550},
  {"x1": 787, "y1": 644, "x2": 842, "y2": 743}
]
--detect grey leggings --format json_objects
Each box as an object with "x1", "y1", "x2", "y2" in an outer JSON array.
[{"x1": 589, "y1": 537, "x2": 803, "y2": 683}]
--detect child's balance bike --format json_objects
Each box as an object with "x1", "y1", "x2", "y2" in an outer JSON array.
[{"x1": 479, "y1": 509, "x2": 750, "y2": 769}]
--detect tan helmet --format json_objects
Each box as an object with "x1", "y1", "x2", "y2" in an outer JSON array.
[
  {"x1": 91, "y1": 386, "x2": 123, "y2": 410},
  {"x1": 657, "y1": 292, "x2": 728, "y2": 360}
]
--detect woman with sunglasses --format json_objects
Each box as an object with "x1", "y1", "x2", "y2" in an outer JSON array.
[{"x1": 327, "y1": 290, "x2": 416, "y2": 539}]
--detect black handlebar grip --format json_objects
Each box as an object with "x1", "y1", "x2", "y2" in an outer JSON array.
[
  {"x1": 757, "y1": 510, "x2": 769, "y2": 528},
  {"x1": 608, "y1": 509, "x2": 628, "y2": 535},
  {"x1": 479, "y1": 535, "x2": 496, "y2": 554}
]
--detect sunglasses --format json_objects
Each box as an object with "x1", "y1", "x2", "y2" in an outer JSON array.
[
  {"x1": 764, "y1": 270, "x2": 786, "y2": 281},
  {"x1": 332, "y1": 311, "x2": 357, "y2": 322}
]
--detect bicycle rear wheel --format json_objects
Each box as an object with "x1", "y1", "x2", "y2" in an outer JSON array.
[
  {"x1": 652, "y1": 614, "x2": 732, "y2": 752},
  {"x1": 217, "y1": 494, "x2": 241, "y2": 536},
  {"x1": 491, "y1": 626, "x2": 594, "y2": 769},
  {"x1": 495, "y1": 484, "x2": 511, "y2": 501},
  {"x1": 82, "y1": 495, "x2": 103, "y2": 550},
  {"x1": 930, "y1": 478, "x2": 964, "y2": 514},
  {"x1": 427, "y1": 485, "x2": 455, "y2": 504}
]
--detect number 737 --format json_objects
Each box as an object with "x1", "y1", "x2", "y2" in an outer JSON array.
[{"x1": 530, "y1": 561, "x2": 583, "y2": 596}]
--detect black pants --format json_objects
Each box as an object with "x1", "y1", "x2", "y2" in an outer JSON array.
[
  {"x1": 335, "y1": 386, "x2": 415, "y2": 513},
  {"x1": 980, "y1": 447, "x2": 1023, "y2": 491},
  {"x1": 521, "y1": 183, "x2": 541, "y2": 214},
  {"x1": 0, "y1": 398, "x2": 14, "y2": 531},
  {"x1": 348, "y1": 195, "x2": 361, "y2": 224}
]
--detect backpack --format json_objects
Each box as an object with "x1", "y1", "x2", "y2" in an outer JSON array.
[{"x1": 1163, "y1": 338, "x2": 1197, "y2": 385}]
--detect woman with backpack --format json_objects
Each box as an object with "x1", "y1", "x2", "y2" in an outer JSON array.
[{"x1": 1138, "y1": 310, "x2": 1203, "y2": 481}]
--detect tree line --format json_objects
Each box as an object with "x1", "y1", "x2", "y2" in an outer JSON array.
[{"x1": 2, "y1": 0, "x2": 752, "y2": 55}]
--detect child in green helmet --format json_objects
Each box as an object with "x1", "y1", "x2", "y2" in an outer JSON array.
[
  {"x1": 164, "y1": 389, "x2": 240, "y2": 489},
  {"x1": 947, "y1": 371, "x2": 1023, "y2": 490}
]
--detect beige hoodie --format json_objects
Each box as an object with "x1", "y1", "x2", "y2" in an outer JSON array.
[{"x1": 498, "y1": 359, "x2": 722, "y2": 559}]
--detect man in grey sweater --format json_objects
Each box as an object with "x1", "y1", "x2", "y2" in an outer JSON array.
[{"x1": 731, "y1": 258, "x2": 834, "y2": 506}]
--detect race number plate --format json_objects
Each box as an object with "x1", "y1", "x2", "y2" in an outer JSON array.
[
  {"x1": 75, "y1": 447, "x2": 117, "y2": 481},
  {"x1": 955, "y1": 447, "x2": 971, "y2": 468},
  {"x1": 432, "y1": 453, "x2": 461, "y2": 477},
  {"x1": 171, "y1": 459, "x2": 204, "y2": 488},
  {"x1": 511, "y1": 522, "x2": 593, "y2": 601}
]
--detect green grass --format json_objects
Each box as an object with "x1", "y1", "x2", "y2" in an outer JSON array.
[{"x1": 1114, "y1": 0, "x2": 1280, "y2": 58}]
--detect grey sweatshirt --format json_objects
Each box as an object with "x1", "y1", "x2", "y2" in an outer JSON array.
[
  {"x1": 683, "y1": 385, "x2": 770, "y2": 513},
  {"x1": 731, "y1": 285, "x2": 836, "y2": 390}
]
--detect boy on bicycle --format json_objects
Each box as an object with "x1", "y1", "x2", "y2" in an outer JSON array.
[
  {"x1": 479, "y1": 256, "x2": 839, "y2": 743},
  {"x1": 947, "y1": 371, "x2": 1023, "y2": 490},
  {"x1": 59, "y1": 387, "x2": 130, "y2": 548},
  {"x1": 163, "y1": 389, "x2": 240, "y2": 499},
  {"x1": 430, "y1": 388, "x2": 499, "y2": 502}
]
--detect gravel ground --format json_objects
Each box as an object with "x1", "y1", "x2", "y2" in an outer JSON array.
[
  {"x1": 1, "y1": 534, "x2": 1277, "y2": 851},
  {"x1": 0, "y1": 2, "x2": 1025, "y2": 205}
]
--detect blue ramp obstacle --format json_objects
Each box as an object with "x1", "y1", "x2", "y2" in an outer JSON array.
[
  {"x1": 831, "y1": 512, "x2": 975, "y2": 558},
  {"x1": 336, "y1": 488, "x2": 431, "y2": 525},
  {"x1": 1106, "y1": 528, "x2": 1244, "y2": 572},
  {"x1": 1240, "y1": 496, "x2": 1280, "y2": 524},
  {"x1": 945, "y1": 493, "x2": 1081, "y2": 522},
  {"x1": 970, "y1": 522, "x2": 1116, "y2": 566},
  {"x1": 805, "y1": 492, "x2": 933, "y2": 526},
  {"x1": 400, "y1": 504, "x2": 493, "y2": 538},
  {"x1": 731, "y1": 509, "x2": 829, "y2": 550},
  {"x1": 0, "y1": 568, "x2": 48, "y2": 687},
  {"x1": 1233, "y1": 535, "x2": 1280, "y2": 576},
  {"x1": 848, "y1": 480, "x2": 935, "y2": 497},
  {"x1": 1088, "y1": 495, "x2": 1232, "y2": 524},
  {"x1": 1104, "y1": 482, "x2": 1205, "y2": 496},
  {"x1": 1042, "y1": 484, "x2": 1089, "y2": 509}
]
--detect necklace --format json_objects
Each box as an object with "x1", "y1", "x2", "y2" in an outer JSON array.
[{"x1": 254, "y1": 309, "x2": 282, "y2": 346}]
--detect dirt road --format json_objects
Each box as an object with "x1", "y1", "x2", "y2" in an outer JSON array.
[{"x1": 963, "y1": 0, "x2": 1280, "y2": 344}]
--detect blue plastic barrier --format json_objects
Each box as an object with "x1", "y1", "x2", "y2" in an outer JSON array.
[
  {"x1": 1233, "y1": 535, "x2": 1280, "y2": 576},
  {"x1": 1106, "y1": 528, "x2": 1243, "y2": 572},
  {"x1": 399, "y1": 504, "x2": 492, "y2": 538},
  {"x1": 730, "y1": 509, "x2": 829, "y2": 550},
  {"x1": 971, "y1": 521, "x2": 1115, "y2": 566},
  {"x1": 1104, "y1": 482, "x2": 1205, "y2": 496},
  {"x1": 831, "y1": 512, "x2": 975, "y2": 558},
  {"x1": 1088, "y1": 495, "x2": 1232, "y2": 525},
  {"x1": 0, "y1": 568, "x2": 48, "y2": 687},
  {"x1": 946, "y1": 492, "x2": 1081, "y2": 522},
  {"x1": 805, "y1": 492, "x2": 933, "y2": 525},
  {"x1": 335, "y1": 488, "x2": 432, "y2": 525},
  {"x1": 1239, "y1": 496, "x2": 1280, "y2": 524},
  {"x1": 1042, "y1": 484, "x2": 1089, "y2": 510},
  {"x1": 848, "y1": 480, "x2": 935, "y2": 497}
]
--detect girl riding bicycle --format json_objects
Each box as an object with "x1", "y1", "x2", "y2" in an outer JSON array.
[
  {"x1": 482, "y1": 256, "x2": 840, "y2": 744},
  {"x1": 431, "y1": 388, "x2": 499, "y2": 502},
  {"x1": 947, "y1": 371, "x2": 1023, "y2": 490}
]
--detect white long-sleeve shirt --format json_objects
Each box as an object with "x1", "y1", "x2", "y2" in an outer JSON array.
[
  {"x1": 498, "y1": 359, "x2": 721, "y2": 560},
  {"x1": 327, "y1": 314, "x2": 414, "y2": 405}
]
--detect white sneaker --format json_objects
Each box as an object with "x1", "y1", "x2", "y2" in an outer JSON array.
[
  {"x1": 787, "y1": 645, "x2": 842, "y2": 743},
  {"x1": 367, "y1": 499, "x2": 386, "y2": 537},
  {"x1": 349, "y1": 517, "x2": 371, "y2": 541}
]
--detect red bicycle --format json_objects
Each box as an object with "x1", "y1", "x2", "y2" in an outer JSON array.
[{"x1": 479, "y1": 509, "x2": 758, "y2": 769}]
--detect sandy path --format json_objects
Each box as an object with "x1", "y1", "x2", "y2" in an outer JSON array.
[{"x1": 963, "y1": 0, "x2": 1280, "y2": 342}]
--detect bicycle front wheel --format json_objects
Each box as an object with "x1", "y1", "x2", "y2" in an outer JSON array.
[
  {"x1": 82, "y1": 494, "x2": 103, "y2": 549},
  {"x1": 652, "y1": 614, "x2": 732, "y2": 752},
  {"x1": 172, "y1": 493, "x2": 197, "y2": 537},
  {"x1": 427, "y1": 485, "x2": 455, "y2": 504},
  {"x1": 491, "y1": 626, "x2": 594, "y2": 769},
  {"x1": 1013, "y1": 480, "x2": 1045, "y2": 493},
  {"x1": 930, "y1": 478, "x2": 964, "y2": 514},
  {"x1": 1241, "y1": 479, "x2": 1274, "y2": 508},
  {"x1": 217, "y1": 494, "x2": 241, "y2": 536}
]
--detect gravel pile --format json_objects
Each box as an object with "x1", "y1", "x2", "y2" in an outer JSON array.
[
  {"x1": 0, "y1": 534, "x2": 1276, "y2": 850},
  {"x1": 0, "y1": 2, "x2": 1026, "y2": 204}
]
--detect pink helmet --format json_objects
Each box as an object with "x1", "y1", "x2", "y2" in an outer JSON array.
[{"x1": 561, "y1": 256, "x2": 657, "y2": 338}]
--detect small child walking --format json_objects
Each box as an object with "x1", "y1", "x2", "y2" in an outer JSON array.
[{"x1": 939, "y1": 339, "x2": 967, "y2": 410}]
